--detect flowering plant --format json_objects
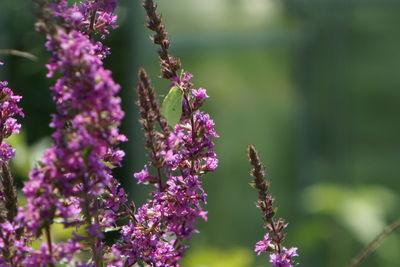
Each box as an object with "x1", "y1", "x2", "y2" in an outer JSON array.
[
  {"x1": 0, "y1": 0, "x2": 220, "y2": 265},
  {"x1": 0, "y1": 0, "x2": 304, "y2": 266}
]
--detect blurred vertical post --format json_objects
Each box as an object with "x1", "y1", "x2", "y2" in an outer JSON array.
[
  {"x1": 285, "y1": 0, "x2": 354, "y2": 265},
  {"x1": 286, "y1": 0, "x2": 353, "y2": 185},
  {"x1": 118, "y1": 0, "x2": 150, "y2": 201}
]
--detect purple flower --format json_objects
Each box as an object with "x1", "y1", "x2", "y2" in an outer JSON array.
[
  {"x1": 191, "y1": 88, "x2": 209, "y2": 110},
  {"x1": 105, "y1": 186, "x2": 127, "y2": 211},
  {"x1": 192, "y1": 88, "x2": 208, "y2": 100},
  {"x1": 269, "y1": 247, "x2": 298, "y2": 267},
  {"x1": 0, "y1": 143, "x2": 15, "y2": 162},
  {"x1": 255, "y1": 233, "x2": 272, "y2": 256},
  {"x1": 133, "y1": 165, "x2": 151, "y2": 184}
]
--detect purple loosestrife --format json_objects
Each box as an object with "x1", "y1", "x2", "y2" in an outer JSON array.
[
  {"x1": 247, "y1": 145, "x2": 298, "y2": 267},
  {"x1": 0, "y1": 64, "x2": 23, "y2": 221},
  {"x1": 111, "y1": 1, "x2": 218, "y2": 266},
  {"x1": 22, "y1": 0, "x2": 126, "y2": 265},
  {"x1": 0, "y1": 62, "x2": 28, "y2": 266}
]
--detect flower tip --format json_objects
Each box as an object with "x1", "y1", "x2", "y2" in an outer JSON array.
[
  {"x1": 247, "y1": 144, "x2": 256, "y2": 153},
  {"x1": 138, "y1": 67, "x2": 147, "y2": 79}
]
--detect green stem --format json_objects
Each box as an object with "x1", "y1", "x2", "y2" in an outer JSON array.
[{"x1": 45, "y1": 224, "x2": 55, "y2": 267}]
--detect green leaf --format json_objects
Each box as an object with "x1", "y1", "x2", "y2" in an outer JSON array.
[{"x1": 161, "y1": 86, "x2": 183, "y2": 127}]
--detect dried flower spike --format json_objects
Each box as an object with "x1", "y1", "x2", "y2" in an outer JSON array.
[{"x1": 143, "y1": 0, "x2": 181, "y2": 79}]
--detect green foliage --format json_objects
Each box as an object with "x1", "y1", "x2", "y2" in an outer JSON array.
[
  {"x1": 181, "y1": 247, "x2": 254, "y2": 267},
  {"x1": 302, "y1": 184, "x2": 398, "y2": 243},
  {"x1": 7, "y1": 131, "x2": 51, "y2": 180}
]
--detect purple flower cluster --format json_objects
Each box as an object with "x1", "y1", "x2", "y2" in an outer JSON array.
[
  {"x1": 49, "y1": 0, "x2": 118, "y2": 39},
  {"x1": 106, "y1": 2, "x2": 219, "y2": 265},
  {"x1": 112, "y1": 66, "x2": 218, "y2": 266},
  {"x1": 0, "y1": 62, "x2": 26, "y2": 266},
  {"x1": 19, "y1": 0, "x2": 126, "y2": 265},
  {"x1": 255, "y1": 234, "x2": 298, "y2": 267},
  {"x1": 0, "y1": 71, "x2": 23, "y2": 163},
  {"x1": 255, "y1": 233, "x2": 272, "y2": 256}
]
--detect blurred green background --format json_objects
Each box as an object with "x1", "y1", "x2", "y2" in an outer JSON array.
[{"x1": 1, "y1": 0, "x2": 400, "y2": 266}]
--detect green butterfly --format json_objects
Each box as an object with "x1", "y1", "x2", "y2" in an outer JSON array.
[{"x1": 161, "y1": 86, "x2": 184, "y2": 127}]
